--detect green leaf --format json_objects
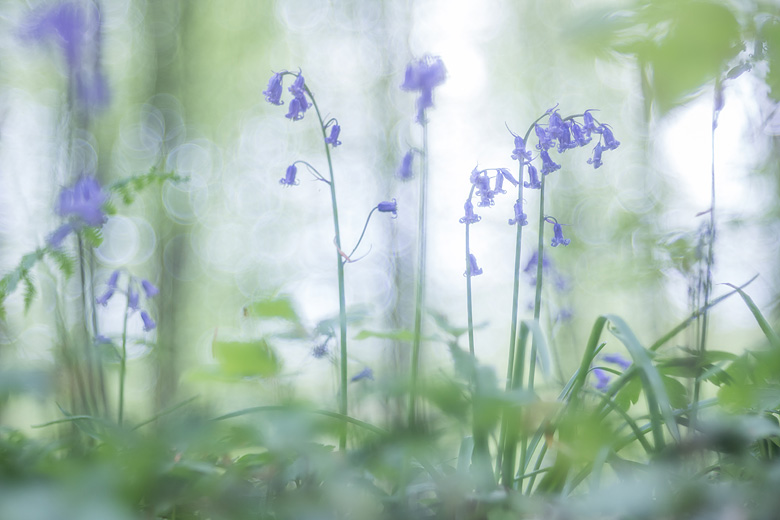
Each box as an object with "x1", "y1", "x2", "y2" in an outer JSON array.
[
  {"x1": 46, "y1": 249, "x2": 75, "y2": 279},
  {"x1": 723, "y1": 283, "x2": 780, "y2": 350},
  {"x1": 661, "y1": 375, "x2": 688, "y2": 410},
  {"x1": 243, "y1": 296, "x2": 299, "y2": 322},
  {"x1": 614, "y1": 375, "x2": 642, "y2": 411},
  {"x1": 81, "y1": 226, "x2": 103, "y2": 248},
  {"x1": 212, "y1": 339, "x2": 280, "y2": 378}
]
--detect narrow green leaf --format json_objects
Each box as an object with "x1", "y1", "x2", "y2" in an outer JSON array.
[
  {"x1": 354, "y1": 329, "x2": 415, "y2": 342},
  {"x1": 723, "y1": 283, "x2": 780, "y2": 350}
]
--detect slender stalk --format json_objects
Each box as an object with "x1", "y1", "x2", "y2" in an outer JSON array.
[
  {"x1": 347, "y1": 207, "x2": 379, "y2": 260},
  {"x1": 305, "y1": 86, "x2": 349, "y2": 451},
  {"x1": 408, "y1": 119, "x2": 429, "y2": 428},
  {"x1": 76, "y1": 233, "x2": 99, "y2": 415},
  {"x1": 465, "y1": 186, "x2": 477, "y2": 357},
  {"x1": 118, "y1": 285, "x2": 131, "y2": 427}
]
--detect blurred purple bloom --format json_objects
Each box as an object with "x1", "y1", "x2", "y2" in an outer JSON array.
[
  {"x1": 141, "y1": 279, "x2": 158, "y2": 298},
  {"x1": 459, "y1": 199, "x2": 481, "y2": 224},
  {"x1": 263, "y1": 72, "x2": 284, "y2": 105},
  {"x1": 509, "y1": 199, "x2": 528, "y2": 226},
  {"x1": 397, "y1": 150, "x2": 414, "y2": 181},
  {"x1": 587, "y1": 142, "x2": 603, "y2": 169},
  {"x1": 96, "y1": 288, "x2": 114, "y2": 306},
  {"x1": 377, "y1": 199, "x2": 397, "y2": 217},
  {"x1": 107, "y1": 270, "x2": 119, "y2": 289},
  {"x1": 48, "y1": 223, "x2": 73, "y2": 248},
  {"x1": 539, "y1": 150, "x2": 561, "y2": 175},
  {"x1": 400, "y1": 55, "x2": 446, "y2": 123},
  {"x1": 593, "y1": 368, "x2": 610, "y2": 391},
  {"x1": 140, "y1": 311, "x2": 156, "y2": 331},
  {"x1": 603, "y1": 353, "x2": 631, "y2": 370},
  {"x1": 57, "y1": 176, "x2": 107, "y2": 227},
  {"x1": 128, "y1": 289, "x2": 139, "y2": 311},
  {"x1": 311, "y1": 340, "x2": 329, "y2": 359},
  {"x1": 325, "y1": 124, "x2": 342, "y2": 147},
  {"x1": 524, "y1": 163, "x2": 541, "y2": 189},
  {"x1": 280, "y1": 164, "x2": 299, "y2": 186},
  {"x1": 466, "y1": 253, "x2": 483, "y2": 277},
  {"x1": 350, "y1": 367, "x2": 374, "y2": 382}
]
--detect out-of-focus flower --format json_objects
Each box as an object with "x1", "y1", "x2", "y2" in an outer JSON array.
[
  {"x1": 465, "y1": 253, "x2": 483, "y2": 277},
  {"x1": 141, "y1": 279, "x2": 158, "y2": 298},
  {"x1": 140, "y1": 311, "x2": 156, "y2": 331},
  {"x1": 459, "y1": 199, "x2": 481, "y2": 224},
  {"x1": 603, "y1": 353, "x2": 631, "y2": 370},
  {"x1": 350, "y1": 367, "x2": 374, "y2": 382},
  {"x1": 377, "y1": 199, "x2": 397, "y2": 217},
  {"x1": 280, "y1": 164, "x2": 299, "y2": 186},
  {"x1": 57, "y1": 176, "x2": 107, "y2": 227},
  {"x1": 397, "y1": 150, "x2": 414, "y2": 181},
  {"x1": 263, "y1": 72, "x2": 284, "y2": 105},
  {"x1": 96, "y1": 288, "x2": 114, "y2": 306},
  {"x1": 107, "y1": 270, "x2": 119, "y2": 289},
  {"x1": 128, "y1": 289, "x2": 139, "y2": 311},
  {"x1": 400, "y1": 55, "x2": 446, "y2": 123},
  {"x1": 593, "y1": 368, "x2": 610, "y2": 391}
]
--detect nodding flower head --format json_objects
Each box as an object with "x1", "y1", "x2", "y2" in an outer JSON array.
[
  {"x1": 583, "y1": 110, "x2": 600, "y2": 136},
  {"x1": 600, "y1": 125, "x2": 620, "y2": 151},
  {"x1": 289, "y1": 73, "x2": 306, "y2": 97},
  {"x1": 470, "y1": 169, "x2": 494, "y2": 207},
  {"x1": 511, "y1": 134, "x2": 532, "y2": 163},
  {"x1": 397, "y1": 150, "x2": 414, "y2": 181},
  {"x1": 400, "y1": 55, "x2": 446, "y2": 123},
  {"x1": 459, "y1": 199, "x2": 481, "y2": 224},
  {"x1": 128, "y1": 289, "x2": 139, "y2": 311},
  {"x1": 556, "y1": 122, "x2": 577, "y2": 153},
  {"x1": 96, "y1": 288, "x2": 114, "y2": 306},
  {"x1": 570, "y1": 120, "x2": 591, "y2": 147},
  {"x1": 350, "y1": 367, "x2": 374, "y2": 382},
  {"x1": 280, "y1": 164, "x2": 299, "y2": 186},
  {"x1": 263, "y1": 72, "x2": 284, "y2": 105},
  {"x1": 141, "y1": 279, "x2": 159, "y2": 298},
  {"x1": 547, "y1": 110, "x2": 567, "y2": 140},
  {"x1": 509, "y1": 199, "x2": 528, "y2": 226},
  {"x1": 377, "y1": 199, "x2": 398, "y2": 217},
  {"x1": 546, "y1": 217, "x2": 571, "y2": 247},
  {"x1": 497, "y1": 168, "x2": 519, "y2": 190},
  {"x1": 524, "y1": 163, "x2": 541, "y2": 190},
  {"x1": 535, "y1": 124, "x2": 554, "y2": 151},
  {"x1": 465, "y1": 253, "x2": 483, "y2": 277},
  {"x1": 325, "y1": 124, "x2": 342, "y2": 147},
  {"x1": 57, "y1": 176, "x2": 107, "y2": 227},
  {"x1": 539, "y1": 150, "x2": 561, "y2": 175},
  {"x1": 587, "y1": 142, "x2": 603, "y2": 169},
  {"x1": 140, "y1": 310, "x2": 156, "y2": 332},
  {"x1": 285, "y1": 96, "x2": 305, "y2": 121},
  {"x1": 107, "y1": 270, "x2": 120, "y2": 289}
]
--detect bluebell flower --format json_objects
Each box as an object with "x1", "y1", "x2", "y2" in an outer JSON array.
[
  {"x1": 325, "y1": 124, "x2": 342, "y2": 147},
  {"x1": 57, "y1": 176, "x2": 107, "y2": 227},
  {"x1": 459, "y1": 199, "x2": 481, "y2": 224},
  {"x1": 280, "y1": 164, "x2": 299, "y2": 186},
  {"x1": 263, "y1": 72, "x2": 284, "y2": 105},
  {"x1": 289, "y1": 73, "x2": 306, "y2": 97},
  {"x1": 377, "y1": 199, "x2": 397, "y2": 217},
  {"x1": 593, "y1": 368, "x2": 610, "y2": 391},
  {"x1": 539, "y1": 150, "x2": 561, "y2": 175},
  {"x1": 603, "y1": 353, "x2": 631, "y2": 370},
  {"x1": 285, "y1": 97, "x2": 304, "y2": 121},
  {"x1": 498, "y1": 168, "x2": 519, "y2": 188},
  {"x1": 472, "y1": 170, "x2": 494, "y2": 207},
  {"x1": 600, "y1": 125, "x2": 620, "y2": 150},
  {"x1": 587, "y1": 142, "x2": 603, "y2": 169},
  {"x1": 493, "y1": 169, "x2": 506, "y2": 195},
  {"x1": 140, "y1": 310, "x2": 156, "y2": 331},
  {"x1": 509, "y1": 199, "x2": 528, "y2": 226},
  {"x1": 511, "y1": 135, "x2": 532, "y2": 163},
  {"x1": 465, "y1": 253, "x2": 483, "y2": 277},
  {"x1": 546, "y1": 218, "x2": 571, "y2": 247},
  {"x1": 128, "y1": 289, "x2": 139, "y2": 311},
  {"x1": 23, "y1": 1, "x2": 109, "y2": 110},
  {"x1": 311, "y1": 339, "x2": 329, "y2": 359},
  {"x1": 400, "y1": 55, "x2": 446, "y2": 123},
  {"x1": 524, "y1": 163, "x2": 541, "y2": 189},
  {"x1": 397, "y1": 150, "x2": 414, "y2": 181},
  {"x1": 48, "y1": 223, "x2": 73, "y2": 248},
  {"x1": 107, "y1": 270, "x2": 119, "y2": 289},
  {"x1": 547, "y1": 110, "x2": 566, "y2": 140},
  {"x1": 350, "y1": 367, "x2": 374, "y2": 382},
  {"x1": 570, "y1": 120, "x2": 591, "y2": 147},
  {"x1": 141, "y1": 279, "x2": 159, "y2": 298},
  {"x1": 535, "y1": 124, "x2": 554, "y2": 151},
  {"x1": 583, "y1": 110, "x2": 600, "y2": 136},
  {"x1": 96, "y1": 288, "x2": 114, "y2": 306},
  {"x1": 523, "y1": 250, "x2": 552, "y2": 286},
  {"x1": 556, "y1": 122, "x2": 577, "y2": 153}
]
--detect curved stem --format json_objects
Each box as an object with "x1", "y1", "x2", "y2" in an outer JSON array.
[
  {"x1": 292, "y1": 160, "x2": 330, "y2": 184},
  {"x1": 408, "y1": 119, "x2": 429, "y2": 428},
  {"x1": 306, "y1": 86, "x2": 349, "y2": 451},
  {"x1": 347, "y1": 207, "x2": 378, "y2": 260}
]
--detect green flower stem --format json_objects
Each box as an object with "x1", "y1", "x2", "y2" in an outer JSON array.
[
  {"x1": 306, "y1": 86, "x2": 349, "y2": 451},
  {"x1": 347, "y1": 207, "x2": 379, "y2": 260},
  {"x1": 76, "y1": 233, "x2": 99, "y2": 415},
  {"x1": 408, "y1": 119, "x2": 429, "y2": 428},
  {"x1": 118, "y1": 283, "x2": 131, "y2": 427},
  {"x1": 465, "y1": 186, "x2": 477, "y2": 357}
]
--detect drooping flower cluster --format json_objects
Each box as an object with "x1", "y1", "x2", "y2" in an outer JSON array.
[
  {"x1": 48, "y1": 176, "x2": 108, "y2": 248},
  {"x1": 262, "y1": 71, "x2": 311, "y2": 121},
  {"x1": 22, "y1": 1, "x2": 109, "y2": 110},
  {"x1": 400, "y1": 55, "x2": 446, "y2": 124},
  {"x1": 96, "y1": 271, "x2": 159, "y2": 331}
]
